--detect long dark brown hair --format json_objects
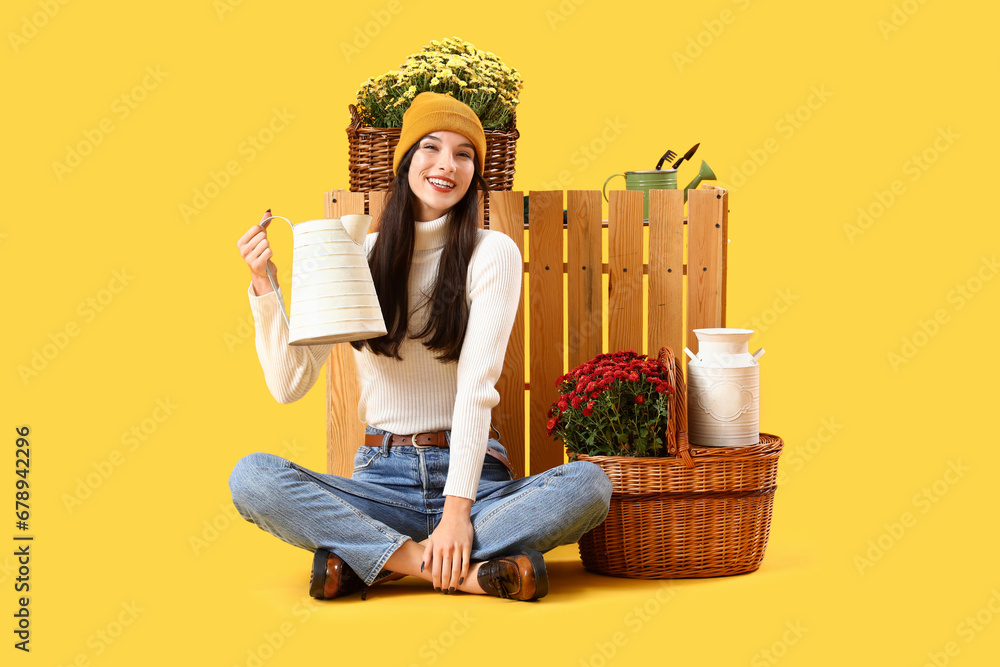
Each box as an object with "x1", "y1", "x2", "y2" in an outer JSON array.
[{"x1": 351, "y1": 142, "x2": 488, "y2": 362}]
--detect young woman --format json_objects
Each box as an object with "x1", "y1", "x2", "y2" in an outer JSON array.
[{"x1": 230, "y1": 92, "x2": 611, "y2": 601}]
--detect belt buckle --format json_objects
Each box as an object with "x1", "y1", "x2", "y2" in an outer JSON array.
[{"x1": 409, "y1": 432, "x2": 432, "y2": 448}]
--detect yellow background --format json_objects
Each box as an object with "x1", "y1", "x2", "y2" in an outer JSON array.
[{"x1": 4, "y1": 0, "x2": 998, "y2": 665}]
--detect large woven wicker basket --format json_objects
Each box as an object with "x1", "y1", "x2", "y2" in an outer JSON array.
[
  {"x1": 346, "y1": 104, "x2": 519, "y2": 221},
  {"x1": 572, "y1": 347, "x2": 783, "y2": 579}
]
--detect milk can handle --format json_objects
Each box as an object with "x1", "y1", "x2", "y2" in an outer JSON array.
[{"x1": 260, "y1": 215, "x2": 293, "y2": 329}]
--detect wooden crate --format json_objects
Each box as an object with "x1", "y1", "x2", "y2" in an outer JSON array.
[{"x1": 322, "y1": 187, "x2": 729, "y2": 477}]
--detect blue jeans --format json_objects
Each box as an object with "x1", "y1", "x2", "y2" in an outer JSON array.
[{"x1": 229, "y1": 430, "x2": 613, "y2": 585}]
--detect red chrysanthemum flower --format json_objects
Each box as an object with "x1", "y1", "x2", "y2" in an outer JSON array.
[{"x1": 548, "y1": 350, "x2": 674, "y2": 457}]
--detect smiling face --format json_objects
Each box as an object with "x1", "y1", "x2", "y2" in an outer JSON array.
[{"x1": 406, "y1": 131, "x2": 477, "y2": 222}]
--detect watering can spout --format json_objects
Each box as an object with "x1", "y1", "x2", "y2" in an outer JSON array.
[
  {"x1": 341, "y1": 214, "x2": 373, "y2": 245},
  {"x1": 683, "y1": 160, "x2": 717, "y2": 202}
]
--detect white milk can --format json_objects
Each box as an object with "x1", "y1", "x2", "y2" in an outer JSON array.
[
  {"x1": 262, "y1": 214, "x2": 387, "y2": 346},
  {"x1": 684, "y1": 328, "x2": 765, "y2": 446}
]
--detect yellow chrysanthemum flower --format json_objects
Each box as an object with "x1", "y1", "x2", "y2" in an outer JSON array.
[{"x1": 354, "y1": 37, "x2": 521, "y2": 129}]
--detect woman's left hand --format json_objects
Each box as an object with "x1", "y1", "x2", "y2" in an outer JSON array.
[{"x1": 423, "y1": 496, "x2": 474, "y2": 593}]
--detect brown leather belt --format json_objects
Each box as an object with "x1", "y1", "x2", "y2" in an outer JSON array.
[
  {"x1": 364, "y1": 431, "x2": 449, "y2": 448},
  {"x1": 363, "y1": 430, "x2": 515, "y2": 477}
]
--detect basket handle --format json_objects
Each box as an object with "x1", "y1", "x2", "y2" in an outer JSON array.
[
  {"x1": 347, "y1": 103, "x2": 362, "y2": 132},
  {"x1": 658, "y1": 346, "x2": 694, "y2": 467}
]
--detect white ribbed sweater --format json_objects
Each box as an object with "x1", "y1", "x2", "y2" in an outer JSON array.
[{"x1": 247, "y1": 214, "x2": 522, "y2": 499}]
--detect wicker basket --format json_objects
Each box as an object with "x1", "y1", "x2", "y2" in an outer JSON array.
[
  {"x1": 572, "y1": 347, "x2": 783, "y2": 579},
  {"x1": 346, "y1": 104, "x2": 519, "y2": 221}
]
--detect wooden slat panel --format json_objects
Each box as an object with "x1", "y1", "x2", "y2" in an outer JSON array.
[
  {"x1": 324, "y1": 189, "x2": 366, "y2": 476},
  {"x1": 608, "y1": 190, "x2": 644, "y2": 353},
  {"x1": 528, "y1": 191, "x2": 565, "y2": 474},
  {"x1": 567, "y1": 190, "x2": 603, "y2": 370},
  {"x1": 648, "y1": 188, "x2": 685, "y2": 358},
  {"x1": 368, "y1": 191, "x2": 388, "y2": 233},
  {"x1": 713, "y1": 185, "x2": 729, "y2": 327},
  {"x1": 686, "y1": 188, "x2": 727, "y2": 359},
  {"x1": 487, "y1": 191, "x2": 526, "y2": 477},
  {"x1": 327, "y1": 189, "x2": 365, "y2": 217},
  {"x1": 324, "y1": 346, "x2": 362, "y2": 477}
]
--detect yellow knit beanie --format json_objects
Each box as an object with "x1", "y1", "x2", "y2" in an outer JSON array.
[{"x1": 392, "y1": 92, "x2": 486, "y2": 175}]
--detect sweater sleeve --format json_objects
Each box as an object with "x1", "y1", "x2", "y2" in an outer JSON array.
[
  {"x1": 247, "y1": 283, "x2": 332, "y2": 404},
  {"x1": 443, "y1": 232, "x2": 523, "y2": 499}
]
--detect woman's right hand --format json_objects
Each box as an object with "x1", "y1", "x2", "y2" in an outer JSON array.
[{"x1": 238, "y1": 209, "x2": 278, "y2": 296}]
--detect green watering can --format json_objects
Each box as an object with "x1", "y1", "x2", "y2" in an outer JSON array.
[{"x1": 603, "y1": 155, "x2": 717, "y2": 218}]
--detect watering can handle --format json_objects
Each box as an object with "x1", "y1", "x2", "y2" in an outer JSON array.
[
  {"x1": 260, "y1": 215, "x2": 293, "y2": 329},
  {"x1": 602, "y1": 174, "x2": 625, "y2": 202}
]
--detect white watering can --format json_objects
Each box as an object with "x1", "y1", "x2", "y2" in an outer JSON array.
[
  {"x1": 261, "y1": 214, "x2": 387, "y2": 346},
  {"x1": 684, "y1": 328, "x2": 765, "y2": 447}
]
